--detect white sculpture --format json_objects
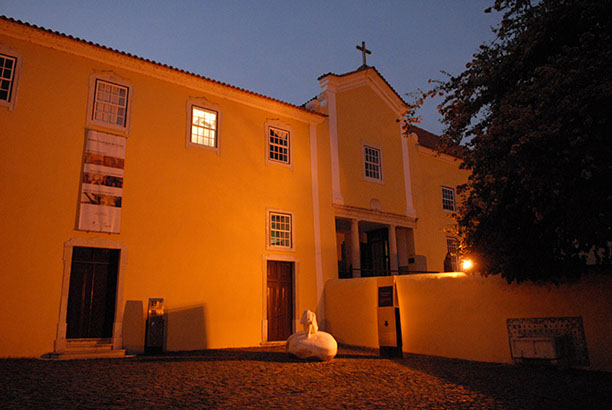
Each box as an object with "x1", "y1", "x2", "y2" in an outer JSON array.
[{"x1": 287, "y1": 309, "x2": 338, "y2": 361}]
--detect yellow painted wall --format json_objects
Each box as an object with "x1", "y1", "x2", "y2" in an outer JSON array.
[
  {"x1": 335, "y1": 86, "x2": 406, "y2": 215},
  {"x1": 324, "y1": 274, "x2": 612, "y2": 371},
  {"x1": 0, "y1": 29, "x2": 327, "y2": 357},
  {"x1": 409, "y1": 146, "x2": 470, "y2": 271},
  {"x1": 329, "y1": 77, "x2": 469, "y2": 275},
  {"x1": 324, "y1": 278, "x2": 379, "y2": 347}
]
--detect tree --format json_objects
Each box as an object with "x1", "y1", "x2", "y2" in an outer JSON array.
[{"x1": 408, "y1": 0, "x2": 612, "y2": 283}]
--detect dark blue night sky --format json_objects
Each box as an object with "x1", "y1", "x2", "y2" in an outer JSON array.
[{"x1": 1, "y1": 0, "x2": 499, "y2": 135}]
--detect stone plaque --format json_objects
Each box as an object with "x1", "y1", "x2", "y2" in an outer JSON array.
[{"x1": 506, "y1": 316, "x2": 589, "y2": 367}]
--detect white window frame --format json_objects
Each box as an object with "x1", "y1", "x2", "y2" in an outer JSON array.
[
  {"x1": 446, "y1": 237, "x2": 459, "y2": 271},
  {"x1": 186, "y1": 98, "x2": 222, "y2": 154},
  {"x1": 442, "y1": 186, "x2": 456, "y2": 212},
  {"x1": 265, "y1": 120, "x2": 293, "y2": 169},
  {"x1": 86, "y1": 72, "x2": 134, "y2": 135},
  {"x1": 361, "y1": 141, "x2": 384, "y2": 184},
  {"x1": 0, "y1": 43, "x2": 24, "y2": 111},
  {"x1": 266, "y1": 209, "x2": 295, "y2": 251}
]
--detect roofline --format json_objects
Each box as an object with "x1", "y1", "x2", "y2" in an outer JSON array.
[
  {"x1": 318, "y1": 65, "x2": 408, "y2": 107},
  {"x1": 0, "y1": 15, "x2": 326, "y2": 123},
  {"x1": 408, "y1": 125, "x2": 467, "y2": 160}
]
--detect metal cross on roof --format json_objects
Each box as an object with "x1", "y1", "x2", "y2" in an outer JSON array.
[{"x1": 356, "y1": 41, "x2": 371, "y2": 67}]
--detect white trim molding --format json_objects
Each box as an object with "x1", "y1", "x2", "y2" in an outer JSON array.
[
  {"x1": 319, "y1": 68, "x2": 407, "y2": 117},
  {"x1": 401, "y1": 132, "x2": 417, "y2": 218},
  {"x1": 319, "y1": 77, "x2": 344, "y2": 205},
  {"x1": 309, "y1": 123, "x2": 325, "y2": 322},
  {"x1": 334, "y1": 203, "x2": 417, "y2": 228},
  {"x1": 55, "y1": 237, "x2": 128, "y2": 353}
]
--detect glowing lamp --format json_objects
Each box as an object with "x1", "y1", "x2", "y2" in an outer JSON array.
[{"x1": 461, "y1": 259, "x2": 474, "y2": 271}]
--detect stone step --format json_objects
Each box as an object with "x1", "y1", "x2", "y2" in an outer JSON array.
[
  {"x1": 65, "y1": 338, "x2": 113, "y2": 351},
  {"x1": 46, "y1": 349, "x2": 127, "y2": 360},
  {"x1": 261, "y1": 341, "x2": 287, "y2": 347},
  {"x1": 66, "y1": 343, "x2": 113, "y2": 351}
]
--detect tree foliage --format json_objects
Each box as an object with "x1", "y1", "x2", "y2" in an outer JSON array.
[{"x1": 409, "y1": 0, "x2": 612, "y2": 283}]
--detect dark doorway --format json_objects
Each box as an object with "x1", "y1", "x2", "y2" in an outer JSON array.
[
  {"x1": 267, "y1": 261, "x2": 293, "y2": 341},
  {"x1": 66, "y1": 247, "x2": 119, "y2": 339},
  {"x1": 362, "y1": 228, "x2": 390, "y2": 277}
]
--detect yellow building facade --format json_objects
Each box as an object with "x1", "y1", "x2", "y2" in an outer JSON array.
[
  {"x1": 309, "y1": 67, "x2": 469, "y2": 279},
  {"x1": 0, "y1": 17, "x2": 467, "y2": 358}
]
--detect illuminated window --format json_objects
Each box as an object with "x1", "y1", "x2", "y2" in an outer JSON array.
[
  {"x1": 93, "y1": 80, "x2": 129, "y2": 127},
  {"x1": 442, "y1": 186, "x2": 456, "y2": 211},
  {"x1": 446, "y1": 238, "x2": 459, "y2": 271},
  {"x1": 0, "y1": 53, "x2": 17, "y2": 103},
  {"x1": 363, "y1": 144, "x2": 382, "y2": 181},
  {"x1": 191, "y1": 106, "x2": 218, "y2": 148},
  {"x1": 268, "y1": 126, "x2": 290, "y2": 164},
  {"x1": 269, "y1": 211, "x2": 293, "y2": 249}
]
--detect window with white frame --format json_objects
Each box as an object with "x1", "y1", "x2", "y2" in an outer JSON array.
[
  {"x1": 268, "y1": 126, "x2": 290, "y2": 164},
  {"x1": 363, "y1": 145, "x2": 382, "y2": 181},
  {"x1": 446, "y1": 237, "x2": 459, "y2": 271},
  {"x1": 93, "y1": 79, "x2": 129, "y2": 127},
  {"x1": 269, "y1": 211, "x2": 293, "y2": 249},
  {"x1": 86, "y1": 74, "x2": 133, "y2": 133},
  {"x1": 0, "y1": 47, "x2": 22, "y2": 111},
  {"x1": 442, "y1": 186, "x2": 456, "y2": 211},
  {"x1": 190, "y1": 105, "x2": 218, "y2": 148},
  {"x1": 0, "y1": 53, "x2": 17, "y2": 103}
]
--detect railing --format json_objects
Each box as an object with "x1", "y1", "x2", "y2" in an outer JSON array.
[{"x1": 338, "y1": 267, "x2": 442, "y2": 278}]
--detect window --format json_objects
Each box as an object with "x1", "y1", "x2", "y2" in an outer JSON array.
[
  {"x1": 268, "y1": 126, "x2": 290, "y2": 164},
  {"x1": 0, "y1": 53, "x2": 17, "y2": 103},
  {"x1": 186, "y1": 100, "x2": 222, "y2": 152},
  {"x1": 93, "y1": 80, "x2": 129, "y2": 127},
  {"x1": 190, "y1": 106, "x2": 218, "y2": 148},
  {"x1": 0, "y1": 47, "x2": 23, "y2": 111},
  {"x1": 446, "y1": 238, "x2": 459, "y2": 271},
  {"x1": 268, "y1": 211, "x2": 293, "y2": 249},
  {"x1": 265, "y1": 121, "x2": 293, "y2": 168},
  {"x1": 442, "y1": 186, "x2": 456, "y2": 211},
  {"x1": 86, "y1": 74, "x2": 133, "y2": 134},
  {"x1": 363, "y1": 144, "x2": 383, "y2": 182}
]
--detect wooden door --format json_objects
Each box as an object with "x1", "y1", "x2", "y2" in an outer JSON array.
[
  {"x1": 66, "y1": 247, "x2": 119, "y2": 339},
  {"x1": 267, "y1": 261, "x2": 293, "y2": 341}
]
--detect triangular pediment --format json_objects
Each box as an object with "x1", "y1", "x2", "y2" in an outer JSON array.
[{"x1": 318, "y1": 66, "x2": 407, "y2": 116}]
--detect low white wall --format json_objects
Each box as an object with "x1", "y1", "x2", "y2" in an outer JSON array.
[{"x1": 325, "y1": 273, "x2": 612, "y2": 371}]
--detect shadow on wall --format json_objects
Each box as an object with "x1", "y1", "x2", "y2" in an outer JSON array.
[
  {"x1": 164, "y1": 304, "x2": 208, "y2": 352},
  {"x1": 122, "y1": 300, "x2": 145, "y2": 354}
]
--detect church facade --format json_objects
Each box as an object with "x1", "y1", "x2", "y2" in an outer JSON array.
[{"x1": 0, "y1": 16, "x2": 467, "y2": 358}]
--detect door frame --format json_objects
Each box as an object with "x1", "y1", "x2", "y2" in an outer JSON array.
[
  {"x1": 55, "y1": 237, "x2": 127, "y2": 353},
  {"x1": 261, "y1": 255, "x2": 299, "y2": 343}
]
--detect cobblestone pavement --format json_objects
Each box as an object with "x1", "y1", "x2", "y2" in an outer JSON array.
[{"x1": 1, "y1": 346, "x2": 610, "y2": 409}]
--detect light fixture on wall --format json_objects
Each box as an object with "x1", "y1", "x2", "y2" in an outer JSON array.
[{"x1": 461, "y1": 259, "x2": 474, "y2": 271}]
